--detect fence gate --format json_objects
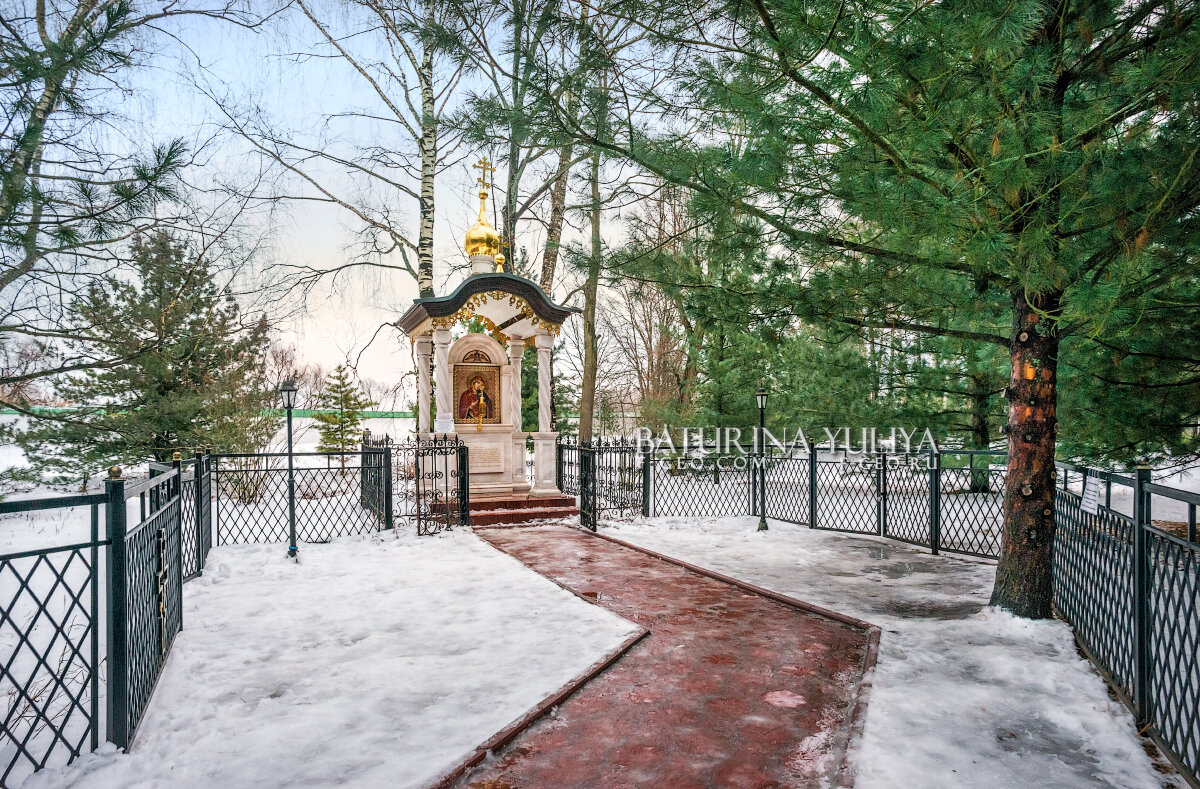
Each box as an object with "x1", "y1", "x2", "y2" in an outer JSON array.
[
  {"x1": 580, "y1": 446, "x2": 597, "y2": 531},
  {"x1": 415, "y1": 437, "x2": 469, "y2": 536}
]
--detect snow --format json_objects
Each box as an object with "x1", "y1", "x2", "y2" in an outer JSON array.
[
  {"x1": 1064, "y1": 466, "x2": 1200, "y2": 524},
  {"x1": 600, "y1": 515, "x2": 1183, "y2": 789},
  {"x1": 20, "y1": 529, "x2": 640, "y2": 789}
]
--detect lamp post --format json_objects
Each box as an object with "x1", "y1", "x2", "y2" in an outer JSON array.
[
  {"x1": 756, "y1": 384, "x2": 768, "y2": 532},
  {"x1": 280, "y1": 379, "x2": 299, "y2": 559}
]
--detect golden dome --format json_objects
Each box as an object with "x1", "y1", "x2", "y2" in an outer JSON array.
[{"x1": 465, "y1": 188, "x2": 501, "y2": 258}]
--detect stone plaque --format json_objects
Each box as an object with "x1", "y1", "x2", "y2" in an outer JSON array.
[{"x1": 472, "y1": 444, "x2": 504, "y2": 471}]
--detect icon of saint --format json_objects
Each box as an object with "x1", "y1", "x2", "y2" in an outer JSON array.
[{"x1": 459, "y1": 376, "x2": 492, "y2": 420}]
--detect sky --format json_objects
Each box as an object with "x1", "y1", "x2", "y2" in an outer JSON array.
[{"x1": 115, "y1": 3, "x2": 594, "y2": 400}]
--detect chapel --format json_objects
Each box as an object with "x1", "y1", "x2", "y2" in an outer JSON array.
[{"x1": 396, "y1": 158, "x2": 579, "y2": 524}]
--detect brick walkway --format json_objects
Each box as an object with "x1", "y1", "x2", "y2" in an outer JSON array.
[{"x1": 462, "y1": 525, "x2": 879, "y2": 789}]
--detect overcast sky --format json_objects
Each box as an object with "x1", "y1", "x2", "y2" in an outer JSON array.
[{"x1": 119, "y1": 3, "x2": 593, "y2": 401}]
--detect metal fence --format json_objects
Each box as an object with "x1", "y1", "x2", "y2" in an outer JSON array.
[
  {"x1": 358, "y1": 434, "x2": 470, "y2": 536},
  {"x1": 212, "y1": 451, "x2": 389, "y2": 545},
  {"x1": 557, "y1": 436, "x2": 580, "y2": 497},
  {"x1": 1052, "y1": 465, "x2": 1200, "y2": 784},
  {"x1": 561, "y1": 437, "x2": 645, "y2": 530},
  {"x1": 0, "y1": 464, "x2": 193, "y2": 785},
  {"x1": 414, "y1": 437, "x2": 469, "y2": 536},
  {"x1": 0, "y1": 494, "x2": 104, "y2": 786},
  {"x1": 558, "y1": 437, "x2": 1198, "y2": 785},
  {"x1": 110, "y1": 470, "x2": 184, "y2": 748},
  {"x1": 152, "y1": 453, "x2": 212, "y2": 582},
  {"x1": 2, "y1": 446, "x2": 395, "y2": 784},
  {"x1": 562, "y1": 440, "x2": 1006, "y2": 560}
]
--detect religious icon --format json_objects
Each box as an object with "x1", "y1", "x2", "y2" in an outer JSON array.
[
  {"x1": 453, "y1": 364, "x2": 501, "y2": 426},
  {"x1": 460, "y1": 376, "x2": 492, "y2": 420}
]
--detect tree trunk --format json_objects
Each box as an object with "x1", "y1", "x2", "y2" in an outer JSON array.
[
  {"x1": 540, "y1": 145, "x2": 573, "y2": 291},
  {"x1": 969, "y1": 371, "x2": 991, "y2": 449},
  {"x1": 416, "y1": 18, "x2": 436, "y2": 297},
  {"x1": 539, "y1": 2, "x2": 589, "y2": 292},
  {"x1": 990, "y1": 289, "x2": 1061, "y2": 618},
  {"x1": 968, "y1": 369, "x2": 992, "y2": 492},
  {"x1": 578, "y1": 148, "x2": 601, "y2": 443}
]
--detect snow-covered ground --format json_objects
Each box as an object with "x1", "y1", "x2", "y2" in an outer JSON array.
[
  {"x1": 20, "y1": 529, "x2": 640, "y2": 789},
  {"x1": 601, "y1": 515, "x2": 1182, "y2": 789}
]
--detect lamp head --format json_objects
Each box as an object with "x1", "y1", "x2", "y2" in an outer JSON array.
[{"x1": 280, "y1": 379, "x2": 299, "y2": 410}]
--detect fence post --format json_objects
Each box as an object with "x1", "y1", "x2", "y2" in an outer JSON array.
[
  {"x1": 1132, "y1": 465, "x2": 1152, "y2": 726},
  {"x1": 208, "y1": 448, "x2": 219, "y2": 548},
  {"x1": 877, "y1": 449, "x2": 888, "y2": 537},
  {"x1": 929, "y1": 450, "x2": 941, "y2": 555},
  {"x1": 808, "y1": 443, "x2": 817, "y2": 529},
  {"x1": 383, "y1": 446, "x2": 394, "y2": 530},
  {"x1": 360, "y1": 430, "x2": 370, "y2": 507},
  {"x1": 641, "y1": 446, "x2": 651, "y2": 518},
  {"x1": 171, "y1": 453, "x2": 184, "y2": 632},
  {"x1": 457, "y1": 444, "x2": 470, "y2": 526},
  {"x1": 172, "y1": 451, "x2": 183, "y2": 517},
  {"x1": 749, "y1": 449, "x2": 759, "y2": 519},
  {"x1": 105, "y1": 467, "x2": 129, "y2": 750},
  {"x1": 556, "y1": 439, "x2": 563, "y2": 492},
  {"x1": 194, "y1": 450, "x2": 205, "y2": 573}
]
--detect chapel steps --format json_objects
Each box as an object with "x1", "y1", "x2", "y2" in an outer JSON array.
[{"x1": 468, "y1": 495, "x2": 579, "y2": 526}]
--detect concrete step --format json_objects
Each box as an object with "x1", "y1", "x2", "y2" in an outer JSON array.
[{"x1": 471, "y1": 506, "x2": 579, "y2": 526}]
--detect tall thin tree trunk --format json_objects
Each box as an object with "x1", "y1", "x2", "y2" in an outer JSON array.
[
  {"x1": 502, "y1": 135, "x2": 519, "y2": 274},
  {"x1": 990, "y1": 289, "x2": 1061, "y2": 618},
  {"x1": 416, "y1": 18, "x2": 436, "y2": 297},
  {"x1": 578, "y1": 146, "x2": 602, "y2": 443},
  {"x1": 539, "y1": 2, "x2": 590, "y2": 292},
  {"x1": 540, "y1": 145, "x2": 573, "y2": 291}
]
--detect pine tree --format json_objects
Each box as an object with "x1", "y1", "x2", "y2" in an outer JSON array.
[
  {"x1": 13, "y1": 231, "x2": 270, "y2": 486},
  {"x1": 540, "y1": 0, "x2": 1200, "y2": 618},
  {"x1": 313, "y1": 366, "x2": 374, "y2": 467}
]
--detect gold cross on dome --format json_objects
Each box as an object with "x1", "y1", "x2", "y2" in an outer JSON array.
[{"x1": 473, "y1": 157, "x2": 495, "y2": 190}]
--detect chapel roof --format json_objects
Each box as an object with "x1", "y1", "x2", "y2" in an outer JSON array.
[{"x1": 397, "y1": 272, "x2": 579, "y2": 340}]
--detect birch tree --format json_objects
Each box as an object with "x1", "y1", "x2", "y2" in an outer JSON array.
[{"x1": 217, "y1": 0, "x2": 464, "y2": 297}]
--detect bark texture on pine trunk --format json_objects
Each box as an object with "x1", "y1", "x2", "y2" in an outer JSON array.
[{"x1": 990, "y1": 289, "x2": 1061, "y2": 618}]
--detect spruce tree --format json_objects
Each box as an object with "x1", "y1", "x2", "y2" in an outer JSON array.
[
  {"x1": 13, "y1": 231, "x2": 270, "y2": 486},
  {"x1": 313, "y1": 366, "x2": 374, "y2": 467}
]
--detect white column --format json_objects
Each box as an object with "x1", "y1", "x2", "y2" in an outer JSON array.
[
  {"x1": 507, "y1": 338, "x2": 525, "y2": 430},
  {"x1": 414, "y1": 335, "x2": 432, "y2": 435},
  {"x1": 508, "y1": 338, "x2": 529, "y2": 494},
  {"x1": 530, "y1": 332, "x2": 560, "y2": 497},
  {"x1": 535, "y1": 332, "x2": 553, "y2": 432},
  {"x1": 432, "y1": 328, "x2": 454, "y2": 435}
]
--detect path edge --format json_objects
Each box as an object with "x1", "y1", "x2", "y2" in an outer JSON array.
[
  {"x1": 427, "y1": 614, "x2": 649, "y2": 789},
  {"x1": 588, "y1": 527, "x2": 882, "y2": 788}
]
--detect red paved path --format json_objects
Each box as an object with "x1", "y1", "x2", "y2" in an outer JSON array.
[{"x1": 461, "y1": 525, "x2": 878, "y2": 789}]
